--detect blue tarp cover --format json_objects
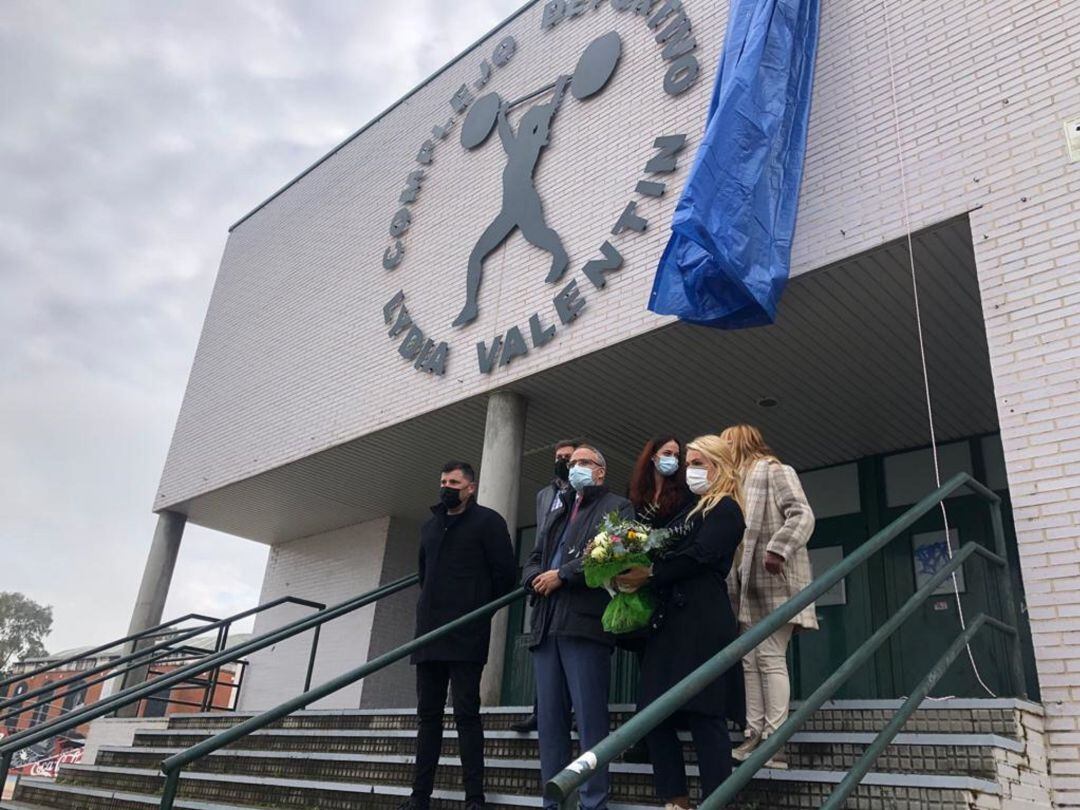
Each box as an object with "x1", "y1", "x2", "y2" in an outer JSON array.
[{"x1": 648, "y1": 0, "x2": 821, "y2": 328}]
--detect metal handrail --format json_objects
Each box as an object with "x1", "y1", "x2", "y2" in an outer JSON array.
[
  {"x1": 156, "y1": 586, "x2": 528, "y2": 810},
  {"x1": 0, "y1": 613, "x2": 219, "y2": 691},
  {"x1": 0, "y1": 644, "x2": 215, "y2": 728},
  {"x1": 697, "y1": 550, "x2": 1015, "y2": 808},
  {"x1": 546, "y1": 472, "x2": 1026, "y2": 807},
  {"x1": 815, "y1": 613, "x2": 1009, "y2": 810},
  {"x1": 0, "y1": 595, "x2": 322, "y2": 716},
  {"x1": 0, "y1": 574, "x2": 416, "y2": 785},
  {"x1": 141, "y1": 656, "x2": 249, "y2": 715}
]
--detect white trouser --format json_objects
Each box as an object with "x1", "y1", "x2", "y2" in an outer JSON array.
[{"x1": 741, "y1": 622, "x2": 795, "y2": 738}]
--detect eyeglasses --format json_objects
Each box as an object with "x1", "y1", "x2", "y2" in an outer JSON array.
[{"x1": 568, "y1": 458, "x2": 600, "y2": 468}]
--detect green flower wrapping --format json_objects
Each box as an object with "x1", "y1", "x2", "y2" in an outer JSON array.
[
  {"x1": 582, "y1": 554, "x2": 653, "y2": 589},
  {"x1": 582, "y1": 512, "x2": 672, "y2": 635},
  {"x1": 602, "y1": 588, "x2": 657, "y2": 634}
]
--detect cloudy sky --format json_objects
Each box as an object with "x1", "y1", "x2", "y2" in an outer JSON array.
[{"x1": 0, "y1": 0, "x2": 522, "y2": 655}]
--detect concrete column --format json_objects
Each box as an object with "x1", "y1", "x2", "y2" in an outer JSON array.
[
  {"x1": 117, "y1": 510, "x2": 186, "y2": 710},
  {"x1": 476, "y1": 390, "x2": 527, "y2": 706},
  {"x1": 127, "y1": 511, "x2": 187, "y2": 635}
]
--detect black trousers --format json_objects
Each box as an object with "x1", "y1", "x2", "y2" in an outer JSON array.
[
  {"x1": 645, "y1": 711, "x2": 732, "y2": 801},
  {"x1": 412, "y1": 661, "x2": 485, "y2": 807}
]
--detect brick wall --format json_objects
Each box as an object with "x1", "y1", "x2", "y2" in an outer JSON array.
[
  {"x1": 969, "y1": 50, "x2": 1080, "y2": 810},
  {"x1": 239, "y1": 518, "x2": 389, "y2": 711},
  {"x1": 361, "y1": 517, "x2": 424, "y2": 709}
]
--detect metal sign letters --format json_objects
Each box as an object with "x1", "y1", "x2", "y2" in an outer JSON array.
[{"x1": 380, "y1": 0, "x2": 701, "y2": 377}]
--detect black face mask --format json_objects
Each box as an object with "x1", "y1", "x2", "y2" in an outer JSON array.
[
  {"x1": 440, "y1": 486, "x2": 463, "y2": 509},
  {"x1": 554, "y1": 458, "x2": 570, "y2": 482}
]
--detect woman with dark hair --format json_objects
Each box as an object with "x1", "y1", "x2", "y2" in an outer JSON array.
[
  {"x1": 618, "y1": 436, "x2": 694, "y2": 764},
  {"x1": 627, "y1": 435, "x2": 693, "y2": 529}
]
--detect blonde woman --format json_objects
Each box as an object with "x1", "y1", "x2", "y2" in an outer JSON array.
[
  {"x1": 615, "y1": 435, "x2": 745, "y2": 809},
  {"x1": 722, "y1": 425, "x2": 816, "y2": 770}
]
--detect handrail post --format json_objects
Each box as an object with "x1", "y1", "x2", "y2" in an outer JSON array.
[
  {"x1": 1, "y1": 751, "x2": 12, "y2": 796},
  {"x1": 201, "y1": 664, "x2": 218, "y2": 714},
  {"x1": 202, "y1": 621, "x2": 230, "y2": 712},
  {"x1": 989, "y1": 499, "x2": 1027, "y2": 698},
  {"x1": 160, "y1": 768, "x2": 181, "y2": 810},
  {"x1": 232, "y1": 661, "x2": 248, "y2": 710},
  {"x1": 304, "y1": 624, "x2": 322, "y2": 693}
]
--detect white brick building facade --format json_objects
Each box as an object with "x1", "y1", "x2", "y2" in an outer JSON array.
[{"x1": 154, "y1": 0, "x2": 1080, "y2": 803}]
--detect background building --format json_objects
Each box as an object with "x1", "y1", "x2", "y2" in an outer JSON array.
[{"x1": 1, "y1": 637, "x2": 245, "y2": 739}]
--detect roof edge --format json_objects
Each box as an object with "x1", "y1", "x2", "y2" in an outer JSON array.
[{"x1": 228, "y1": 0, "x2": 542, "y2": 233}]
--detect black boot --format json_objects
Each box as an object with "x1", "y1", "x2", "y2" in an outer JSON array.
[
  {"x1": 510, "y1": 713, "x2": 537, "y2": 733},
  {"x1": 622, "y1": 737, "x2": 650, "y2": 763}
]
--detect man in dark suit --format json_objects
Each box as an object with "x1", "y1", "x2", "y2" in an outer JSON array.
[
  {"x1": 536, "y1": 438, "x2": 580, "y2": 537},
  {"x1": 523, "y1": 444, "x2": 634, "y2": 810},
  {"x1": 511, "y1": 438, "x2": 579, "y2": 735},
  {"x1": 401, "y1": 461, "x2": 518, "y2": 810}
]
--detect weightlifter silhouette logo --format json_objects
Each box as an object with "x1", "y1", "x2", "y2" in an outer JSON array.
[{"x1": 453, "y1": 32, "x2": 623, "y2": 328}]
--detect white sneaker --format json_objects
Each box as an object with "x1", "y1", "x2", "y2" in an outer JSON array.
[{"x1": 732, "y1": 729, "x2": 762, "y2": 762}]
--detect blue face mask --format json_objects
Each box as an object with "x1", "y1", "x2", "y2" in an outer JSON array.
[
  {"x1": 568, "y1": 464, "x2": 594, "y2": 491},
  {"x1": 654, "y1": 455, "x2": 679, "y2": 477}
]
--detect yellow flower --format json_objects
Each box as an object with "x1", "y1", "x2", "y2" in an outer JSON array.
[{"x1": 591, "y1": 546, "x2": 608, "y2": 561}]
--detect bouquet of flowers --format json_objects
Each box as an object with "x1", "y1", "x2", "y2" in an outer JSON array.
[{"x1": 583, "y1": 512, "x2": 672, "y2": 634}]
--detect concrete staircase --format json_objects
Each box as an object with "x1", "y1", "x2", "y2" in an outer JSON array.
[{"x1": 3, "y1": 700, "x2": 1051, "y2": 809}]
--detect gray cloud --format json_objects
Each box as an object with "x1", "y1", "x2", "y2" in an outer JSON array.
[{"x1": 0, "y1": 0, "x2": 523, "y2": 653}]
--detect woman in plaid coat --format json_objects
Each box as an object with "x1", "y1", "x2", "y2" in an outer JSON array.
[{"x1": 723, "y1": 425, "x2": 817, "y2": 770}]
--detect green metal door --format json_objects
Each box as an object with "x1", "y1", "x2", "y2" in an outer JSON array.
[
  {"x1": 789, "y1": 511, "x2": 880, "y2": 700},
  {"x1": 872, "y1": 435, "x2": 1034, "y2": 699},
  {"x1": 502, "y1": 527, "x2": 537, "y2": 706},
  {"x1": 880, "y1": 493, "x2": 1013, "y2": 697},
  {"x1": 789, "y1": 446, "x2": 1026, "y2": 700}
]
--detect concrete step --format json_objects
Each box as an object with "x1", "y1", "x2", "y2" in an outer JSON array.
[
  {"x1": 3, "y1": 777, "x2": 658, "y2": 810},
  {"x1": 7, "y1": 698, "x2": 1045, "y2": 810},
  {"x1": 111, "y1": 731, "x2": 1019, "y2": 777},
  {"x1": 161, "y1": 698, "x2": 1036, "y2": 738},
  {"x1": 40, "y1": 760, "x2": 999, "y2": 810}
]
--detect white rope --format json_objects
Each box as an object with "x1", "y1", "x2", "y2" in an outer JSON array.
[{"x1": 879, "y1": 0, "x2": 996, "y2": 698}]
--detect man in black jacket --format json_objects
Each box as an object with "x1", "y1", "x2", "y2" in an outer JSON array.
[
  {"x1": 401, "y1": 461, "x2": 517, "y2": 810},
  {"x1": 522, "y1": 444, "x2": 634, "y2": 810}
]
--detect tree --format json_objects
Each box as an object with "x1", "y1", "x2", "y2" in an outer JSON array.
[{"x1": 0, "y1": 592, "x2": 53, "y2": 671}]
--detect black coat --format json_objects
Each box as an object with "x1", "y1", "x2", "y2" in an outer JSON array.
[
  {"x1": 522, "y1": 485, "x2": 635, "y2": 649},
  {"x1": 411, "y1": 499, "x2": 517, "y2": 665},
  {"x1": 638, "y1": 496, "x2": 745, "y2": 716},
  {"x1": 615, "y1": 492, "x2": 697, "y2": 654}
]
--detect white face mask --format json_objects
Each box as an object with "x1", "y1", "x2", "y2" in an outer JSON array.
[{"x1": 685, "y1": 467, "x2": 711, "y2": 495}]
